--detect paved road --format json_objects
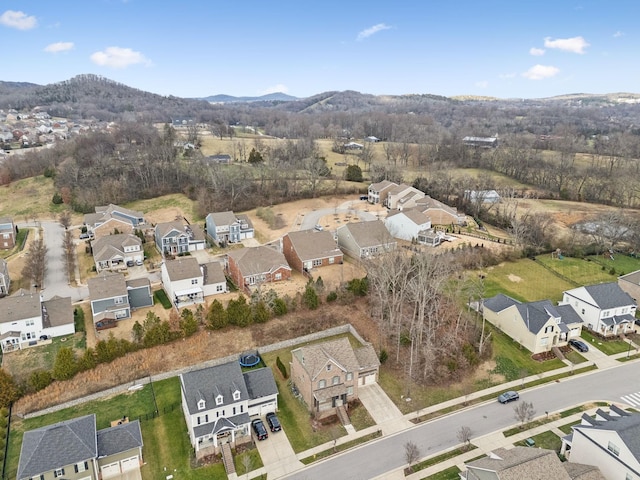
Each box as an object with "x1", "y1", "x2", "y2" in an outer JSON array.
[{"x1": 282, "y1": 361, "x2": 640, "y2": 480}]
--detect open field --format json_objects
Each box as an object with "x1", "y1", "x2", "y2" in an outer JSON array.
[{"x1": 534, "y1": 254, "x2": 619, "y2": 286}]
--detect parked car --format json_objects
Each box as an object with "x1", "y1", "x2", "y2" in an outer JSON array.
[
  {"x1": 497, "y1": 390, "x2": 519, "y2": 404},
  {"x1": 569, "y1": 338, "x2": 589, "y2": 352},
  {"x1": 135, "y1": 259, "x2": 144, "y2": 266},
  {"x1": 79, "y1": 232, "x2": 91, "y2": 240},
  {"x1": 265, "y1": 412, "x2": 281, "y2": 432},
  {"x1": 126, "y1": 260, "x2": 135, "y2": 267},
  {"x1": 314, "y1": 224, "x2": 323, "y2": 231},
  {"x1": 251, "y1": 419, "x2": 268, "y2": 440}
]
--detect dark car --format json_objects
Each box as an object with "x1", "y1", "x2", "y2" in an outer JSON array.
[
  {"x1": 569, "y1": 339, "x2": 589, "y2": 352},
  {"x1": 265, "y1": 412, "x2": 281, "y2": 432},
  {"x1": 497, "y1": 390, "x2": 519, "y2": 404},
  {"x1": 251, "y1": 419, "x2": 268, "y2": 440},
  {"x1": 126, "y1": 260, "x2": 135, "y2": 267}
]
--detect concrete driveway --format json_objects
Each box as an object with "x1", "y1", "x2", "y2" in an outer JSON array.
[
  {"x1": 253, "y1": 421, "x2": 303, "y2": 479},
  {"x1": 357, "y1": 383, "x2": 414, "y2": 434}
]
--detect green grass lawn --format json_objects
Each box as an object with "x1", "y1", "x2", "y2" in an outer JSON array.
[
  {"x1": 564, "y1": 350, "x2": 588, "y2": 364},
  {"x1": 558, "y1": 421, "x2": 580, "y2": 435},
  {"x1": 588, "y1": 254, "x2": 640, "y2": 277},
  {"x1": 534, "y1": 255, "x2": 616, "y2": 286},
  {"x1": 580, "y1": 329, "x2": 631, "y2": 355},
  {"x1": 422, "y1": 465, "x2": 461, "y2": 480},
  {"x1": 482, "y1": 259, "x2": 575, "y2": 303},
  {"x1": 515, "y1": 430, "x2": 562, "y2": 452}
]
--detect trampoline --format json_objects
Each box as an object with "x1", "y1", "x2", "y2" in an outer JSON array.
[{"x1": 239, "y1": 351, "x2": 261, "y2": 367}]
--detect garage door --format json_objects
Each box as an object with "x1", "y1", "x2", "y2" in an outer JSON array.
[
  {"x1": 364, "y1": 373, "x2": 376, "y2": 385},
  {"x1": 259, "y1": 402, "x2": 276, "y2": 417},
  {"x1": 101, "y1": 462, "x2": 121, "y2": 478},
  {"x1": 120, "y1": 456, "x2": 140, "y2": 472}
]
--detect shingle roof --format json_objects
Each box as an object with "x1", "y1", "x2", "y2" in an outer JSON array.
[
  {"x1": 338, "y1": 221, "x2": 394, "y2": 249},
  {"x1": 1, "y1": 292, "x2": 40, "y2": 325},
  {"x1": 202, "y1": 261, "x2": 226, "y2": 286},
  {"x1": 483, "y1": 293, "x2": 520, "y2": 313},
  {"x1": 292, "y1": 337, "x2": 379, "y2": 380},
  {"x1": 228, "y1": 246, "x2": 291, "y2": 276},
  {"x1": 180, "y1": 361, "x2": 249, "y2": 415},
  {"x1": 155, "y1": 220, "x2": 185, "y2": 239},
  {"x1": 465, "y1": 447, "x2": 573, "y2": 480},
  {"x1": 369, "y1": 180, "x2": 396, "y2": 193},
  {"x1": 17, "y1": 414, "x2": 97, "y2": 480},
  {"x1": 164, "y1": 257, "x2": 202, "y2": 281},
  {"x1": 573, "y1": 413, "x2": 640, "y2": 463},
  {"x1": 207, "y1": 211, "x2": 238, "y2": 226},
  {"x1": 96, "y1": 420, "x2": 143, "y2": 457},
  {"x1": 88, "y1": 272, "x2": 127, "y2": 300},
  {"x1": 243, "y1": 368, "x2": 278, "y2": 400},
  {"x1": 91, "y1": 234, "x2": 141, "y2": 261},
  {"x1": 285, "y1": 229, "x2": 342, "y2": 262},
  {"x1": 42, "y1": 296, "x2": 73, "y2": 328},
  {"x1": 619, "y1": 270, "x2": 640, "y2": 286},
  {"x1": 565, "y1": 282, "x2": 636, "y2": 309}
]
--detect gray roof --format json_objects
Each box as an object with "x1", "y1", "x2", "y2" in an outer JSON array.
[
  {"x1": 338, "y1": 220, "x2": 395, "y2": 249},
  {"x1": 96, "y1": 420, "x2": 143, "y2": 457},
  {"x1": 193, "y1": 413, "x2": 251, "y2": 438},
  {"x1": 620, "y1": 270, "x2": 640, "y2": 286},
  {"x1": 164, "y1": 257, "x2": 202, "y2": 281},
  {"x1": 292, "y1": 337, "x2": 379, "y2": 379},
  {"x1": 573, "y1": 412, "x2": 640, "y2": 463},
  {"x1": 228, "y1": 246, "x2": 291, "y2": 276},
  {"x1": 465, "y1": 447, "x2": 573, "y2": 480},
  {"x1": 155, "y1": 220, "x2": 186, "y2": 239},
  {"x1": 202, "y1": 261, "x2": 226, "y2": 286},
  {"x1": 17, "y1": 414, "x2": 97, "y2": 480},
  {"x1": 88, "y1": 272, "x2": 127, "y2": 300},
  {"x1": 483, "y1": 293, "x2": 520, "y2": 313},
  {"x1": 1, "y1": 292, "x2": 40, "y2": 324},
  {"x1": 567, "y1": 282, "x2": 636, "y2": 309},
  {"x1": 368, "y1": 180, "x2": 396, "y2": 193},
  {"x1": 42, "y1": 296, "x2": 73, "y2": 328},
  {"x1": 243, "y1": 368, "x2": 279, "y2": 400},
  {"x1": 415, "y1": 195, "x2": 461, "y2": 216},
  {"x1": 207, "y1": 211, "x2": 238, "y2": 227},
  {"x1": 285, "y1": 229, "x2": 342, "y2": 262},
  {"x1": 91, "y1": 234, "x2": 141, "y2": 261}
]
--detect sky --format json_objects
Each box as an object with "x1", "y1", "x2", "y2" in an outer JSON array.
[{"x1": 1, "y1": 1, "x2": 639, "y2": 100}]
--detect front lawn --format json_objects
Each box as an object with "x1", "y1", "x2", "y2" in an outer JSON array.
[
  {"x1": 580, "y1": 329, "x2": 631, "y2": 355},
  {"x1": 424, "y1": 466, "x2": 461, "y2": 480},
  {"x1": 515, "y1": 430, "x2": 562, "y2": 452}
]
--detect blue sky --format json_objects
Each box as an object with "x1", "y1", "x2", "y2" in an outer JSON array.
[{"x1": 1, "y1": 1, "x2": 638, "y2": 99}]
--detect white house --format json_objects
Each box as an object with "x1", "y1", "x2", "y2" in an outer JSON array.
[
  {"x1": 384, "y1": 208, "x2": 434, "y2": 242},
  {"x1": 180, "y1": 360, "x2": 278, "y2": 454},
  {"x1": 201, "y1": 261, "x2": 228, "y2": 297},
  {"x1": 205, "y1": 211, "x2": 254, "y2": 245},
  {"x1": 560, "y1": 282, "x2": 637, "y2": 337},
  {"x1": 0, "y1": 292, "x2": 74, "y2": 352},
  {"x1": 161, "y1": 257, "x2": 204, "y2": 308},
  {"x1": 385, "y1": 184, "x2": 426, "y2": 210}
]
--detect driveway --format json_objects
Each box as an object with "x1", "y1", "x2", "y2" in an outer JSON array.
[
  {"x1": 357, "y1": 383, "x2": 414, "y2": 434},
  {"x1": 253, "y1": 421, "x2": 303, "y2": 479}
]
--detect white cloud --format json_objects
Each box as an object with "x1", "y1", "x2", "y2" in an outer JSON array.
[
  {"x1": 522, "y1": 64, "x2": 560, "y2": 80},
  {"x1": 90, "y1": 47, "x2": 151, "y2": 68},
  {"x1": 499, "y1": 72, "x2": 517, "y2": 79},
  {"x1": 261, "y1": 84, "x2": 289, "y2": 95},
  {"x1": 544, "y1": 36, "x2": 589, "y2": 54},
  {"x1": 613, "y1": 31, "x2": 624, "y2": 38},
  {"x1": 530, "y1": 47, "x2": 545, "y2": 56},
  {"x1": 0, "y1": 10, "x2": 37, "y2": 30},
  {"x1": 475, "y1": 81, "x2": 488, "y2": 89},
  {"x1": 44, "y1": 42, "x2": 74, "y2": 53},
  {"x1": 357, "y1": 23, "x2": 391, "y2": 41}
]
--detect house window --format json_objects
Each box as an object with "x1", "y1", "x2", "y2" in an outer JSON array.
[
  {"x1": 581, "y1": 309, "x2": 585, "y2": 315},
  {"x1": 74, "y1": 462, "x2": 88, "y2": 473},
  {"x1": 318, "y1": 379, "x2": 326, "y2": 388},
  {"x1": 540, "y1": 337, "x2": 549, "y2": 346},
  {"x1": 544, "y1": 325, "x2": 553, "y2": 333},
  {"x1": 275, "y1": 273, "x2": 282, "y2": 280},
  {"x1": 25, "y1": 319, "x2": 35, "y2": 327},
  {"x1": 115, "y1": 296, "x2": 124, "y2": 304},
  {"x1": 346, "y1": 372, "x2": 353, "y2": 381},
  {"x1": 332, "y1": 375, "x2": 340, "y2": 385},
  {"x1": 313, "y1": 259, "x2": 322, "y2": 267},
  {"x1": 54, "y1": 468, "x2": 65, "y2": 478},
  {"x1": 625, "y1": 474, "x2": 633, "y2": 480},
  {"x1": 326, "y1": 364, "x2": 331, "y2": 371},
  {"x1": 216, "y1": 394, "x2": 223, "y2": 405},
  {"x1": 191, "y1": 279, "x2": 198, "y2": 285},
  {"x1": 608, "y1": 441, "x2": 620, "y2": 456},
  {"x1": 197, "y1": 399, "x2": 205, "y2": 410},
  {"x1": 216, "y1": 285, "x2": 224, "y2": 292},
  {"x1": 197, "y1": 416, "x2": 201, "y2": 425},
  {"x1": 233, "y1": 407, "x2": 236, "y2": 415},
  {"x1": 603, "y1": 310, "x2": 609, "y2": 317},
  {"x1": 347, "y1": 386, "x2": 354, "y2": 396},
  {"x1": 233, "y1": 390, "x2": 240, "y2": 401},
  {"x1": 329, "y1": 257, "x2": 335, "y2": 264}
]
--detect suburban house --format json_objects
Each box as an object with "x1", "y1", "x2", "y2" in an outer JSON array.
[
  {"x1": 343, "y1": 141, "x2": 363, "y2": 150},
  {"x1": 462, "y1": 447, "x2": 604, "y2": 480},
  {"x1": 384, "y1": 209, "x2": 440, "y2": 246},
  {"x1": 365, "y1": 136, "x2": 380, "y2": 142},
  {"x1": 161, "y1": 256, "x2": 204, "y2": 308},
  {"x1": 282, "y1": 229, "x2": 343, "y2": 273},
  {"x1": 336, "y1": 220, "x2": 397, "y2": 259},
  {"x1": 367, "y1": 180, "x2": 397, "y2": 205},
  {"x1": 464, "y1": 189, "x2": 501, "y2": 204},
  {"x1": 84, "y1": 204, "x2": 145, "y2": 239},
  {"x1": 561, "y1": 405, "x2": 639, "y2": 480},
  {"x1": 226, "y1": 246, "x2": 292, "y2": 291},
  {"x1": 205, "y1": 211, "x2": 254, "y2": 246},
  {"x1": 482, "y1": 294, "x2": 583, "y2": 354},
  {"x1": 385, "y1": 184, "x2": 426, "y2": 210},
  {"x1": 180, "y1": 360, "x2": 278, "y2": 454},
  {"x1": 290, "y1": 337, "x2": 380, "y2": 419},
  {"x1": 201, "y1": 261, "x2": 228, "y2": 296},
  {"x1": 91, "y1": 233, "x2": 143, "y2": 272},
  {"x1": 0, "y1": 216, "x2": 15, "y2": 249},
  {"x1": 0, "y1": 258, "x2": 9, "y2": 295},
  {"x1": 414, "y1": 196, "x2": 467, "y2": 225},
  {"x1": 88, "y1": 273, "x2": 153, "y2": 330},
  {"x1": 155, "y1": 220, "x2": 206, "y2": 257},
  {"x1": 0, "y1": 292, "x2": 74, "y2": 353},
  {"x1": 17, "y1": 414, "x2": 143, "y2": 480},
  {"x1": 462, "y1": 136, "x2": 499, "y2": 148},
  {"x1": 560, "y1": 282, "x2": 637, "y2": 337},
  {"x1": 204, "y1": 154, "x2": 231, "y2": 164},
  {"x1": 618, "y1": 270, "x2": 640, "y2": 303}
]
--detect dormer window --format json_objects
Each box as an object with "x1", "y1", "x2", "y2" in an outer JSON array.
[
  {"x1": 197, "y1": 399, "x2": 205, "y2": 410},
  {"x1": 233, "y1": 390, "x2": 241, "y2": 401},
  {"x1": 216, "y1": 394, "x2": 223, "y2": 406},
  {"x1": 326, "y1": 364, "x2": 331, "y2": 371}
]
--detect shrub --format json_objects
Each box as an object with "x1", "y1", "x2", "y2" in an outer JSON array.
[
  {"x1": 326, "y1": 291, "x2": 338, "y2": 302},
  {"x1": 154, "y1": 289, "x2": 172, "y2": 309},
  {"x1": 302, "y1": 283, "x2": 319, "y2": 310},
  {"x1": 29, "y1": 370, "x2": 53, "y2": 392},
  {"x1": 73, "y1": 307, "x2": 86, "y2": 332},
  {"x1": 271, "y1": 297, "x2": 288, "y2": 316},
  {"x1": 276, "y1": 356, "x2": 288, "y2": 379},
  {"x1": 379, "y1": 349, "x2": 388, "y2": 364},
  {"x1": 51, "y1": 192, "x2": 63, "y2": 204}
]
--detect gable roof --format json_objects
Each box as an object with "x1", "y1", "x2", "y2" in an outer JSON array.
[
  {"x1": 243, "y1": 368, "x2": 279, "y2": 400},
  {"x1": 207, "y1": 211, "x2": 238, "y2": 226},
  {"x1": 227, "y1": 246, "x2": 291, "y2": 276},
  {"x1": 164, "y1": 257, "x2": 202, "y2": 281},
  {"x1": 368, "y1": 180, "x2": 397, "y2": 193},
  {"x1": 91, "y1": 234, "x2": 141, "y2": 260},
  {"x1": 88, "y1": 272, "x2": 127, "y2": 300},
  {"x1": 386, "y1": 208, "x2": 431, "y2": 226},
  {"x1": 284, "y1": 229, "x2": 342, "y2": 262},
  {"x1": 565, "y1": 282, "x2": 636, "y2": 309},
  {"x1": 155, "y1": 220, "x2": 187, "y2": 239},
  {"x1": 17, "y1": 414, "x2": 97, "y2": 479},
  {"x1": 573, "y1": 412, "x2": 640, "y2": 463},
  {"x1": 415, "y1": 195, "x2": 461, "y2": 216},
  {"x1": 1, "y1": 292, "x2": 41, "y2": 324},
  {"x1": 619, "y1": 270, "x2": 640, "y2": 287},
  {"x1": 96, "y1": 420, "x2": 143, "y2": 457},
  {"x1": 202, "y1": 261, "x2": 226, "y2": 285},
  {"x1": 42, "y1": 296, "x2": 73, "y2": 329},
  {"x1": 338, "y1": 220, "x2": 394, "y2": 248}
]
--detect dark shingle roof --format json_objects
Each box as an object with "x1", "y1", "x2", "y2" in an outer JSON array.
[
  {"x1": 573, "y1": 413, "x2": 640, "y2": 463},
  {"x1": 17, "y1": 414, "x2": 97, "y2": 480},
  {"x1": 180, "y1": 361, "x2": 249, "y2": 415},
  {"x1": 243, "y1": 368, "x2": 278, "y2": 400},
  {"x1": 483, "y1": 294, "x2": 520, "y2": 313},
  {"x1": 97, "y1": 420, "x2": 143, "y2": 457},
  {"x1": 567, "y1": 282, "x2": 636, "y2": 309}
]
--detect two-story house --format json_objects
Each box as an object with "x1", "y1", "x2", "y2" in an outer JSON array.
[
  {"x1": 384, "y1": 208, "x2": 439, "y2": 245},
  {"x1": 336, "y1": 221, "x2": 397, "y2": 259},
  {"x1": 282, "y1": 229, "x2": 343, "y2": 273},
  {"x1": 226, "y1": 246, "x2": 291, "y2": 292},
  {"x1": 17, "y1": 414, "x2": 143, "y2": 480},
  {"x1": 205, "y1": 211, "x2": 254, "y2": 245},
  {"x1": 560, "y1": 282, "x2": 637, "y2": 337},
  {"x1": 155, "y1": 220, "x2": 206, "y2": 257},
  {"x1": 290, "y1": 337, "x2": 379, "y2": 419},
  {"x1": 201, "y1": 261, "x2": 228, "y2": 297},
  {"x1": 180, "y1": 360, "x2": 278, "y2": 455},
  {"x1": 0, "y1": 216, "x2": 15, "y2": 249},
  {"x1": 414, "y1": 196, "x2": 467, "y2": 226},
  {"x1": 88, "y1": 273, "x2": 131, "y2": 329},
  {"x1": 618, "y1": 269, "x2": 640, "y2": 304},
  {"x1": 367, "y1": 180, "x2": 397, "y2": 205},
  {"x1": 0, "y1": 258, "x2": 10, "y2": 295},
  {"x1": 161, "y1": 257, "x2": 204, "y2": 308},
  {"x1": 0, "y1": 291, "x2": 75, "y2": 353},
  {"x1": 91, "y1": 233, "x2": 143, "y2": 272},
  {"x1": 385, "y1": 184, "x2": 426, "y2": 210},
  {"x1": 482, "y1": 294, "x2": 584, "y2": 354},
  {"x1": 84, "y1": 204, "x2": 145, "y2": 240}
]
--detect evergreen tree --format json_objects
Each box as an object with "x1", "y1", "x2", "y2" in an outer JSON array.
[
  {"x1": 227, "y1": 295, "x2": 251, "y2": 327},
  {"x1": 207, "y1": 299, "x2": 228, "y2": 330},
  {"x1": 180, "y1": 309, "x2": 199, "y2": 337},
  {"x1": 0, "y1": 368, "x2": 19, "y2": 407},
  {"x1": 252, "y1": 300, "x2": 271, "y2": 324},
  {"x1": 53, "y1": 347, "x2": 78, "y2": 380},
  {"x1": 303, "y1": 282, "x2": 319, "y2": 310}
]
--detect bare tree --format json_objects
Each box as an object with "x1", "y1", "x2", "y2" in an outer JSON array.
[
  {"x1": 514, "y1": 401, "x2": 536, "y2": 428},
  {"x1": 241, "y1": 454, "x2": 254, "y2": 480},
  {"x1": 456, "y1": 426, "x2": 473, "y2": 451},
  {"x1": 22, "y1": 237, "x2": 47, "y2": 288},
  {"x1": 58, "y1": 210, "x2": 72, "y2": 230},
  {"x1": 404, "y1": 440, "x2": 421, "y2": 472},
  {"x1": 62, "y1": 230, "x2": 76, "y2": 283}
]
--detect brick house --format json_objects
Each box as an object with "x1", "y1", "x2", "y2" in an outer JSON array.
[
  {"x1": 226, "y1": 246, "x2": 291, "y2": 291},
  {"x1": 282, "y1": 229, "x2": 343, "y2": 273}
]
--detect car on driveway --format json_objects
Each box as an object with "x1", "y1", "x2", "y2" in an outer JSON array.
[
  {"x1": 497, "y1": 390, "x2": 519, "y2": 404},
  {"x1": 569, "y1": 339, "x2": 589, "y2": 352},
  {"x1": 252, "y1": 418, "x2": 268, "y2": 440},
  {"x1": 266, "y1": 412, "x2": 281, "y2": 432}
]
